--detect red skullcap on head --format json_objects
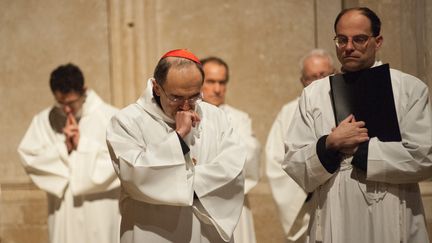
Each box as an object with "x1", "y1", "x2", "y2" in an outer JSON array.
[{"x1": 161, "y1": 49, "x2": 201, "y2": 64}]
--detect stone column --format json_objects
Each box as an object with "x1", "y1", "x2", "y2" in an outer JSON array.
[{"x1": 107, "y1": 0, "x2": 160, "y2": 108}]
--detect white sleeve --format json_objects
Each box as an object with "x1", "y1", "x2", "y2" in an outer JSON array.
[
  {"x1": 367, "y1": 80, "x2": 432, "y2": 183},
  {"x1": 107, "y1": 115, "x2": 195, "y2": 206},
  {"x1": 237, "y1": 115, "x2": 261, "y2": 194},
  {"x1": 17, "y1": 116, "x2": 69, "y2": 198},
  {"x1": 193, "y1": 112, "x2": 246, "y2": 242},
  {"x1": 282, "y1": 93, "x2": 334, "y2": 193},
  {"x1": 69, "y1": 133, "x2": 120, "y2": 195},
  {"x1": 265, "y1": 106, "x2": 307, "y2": 236}
]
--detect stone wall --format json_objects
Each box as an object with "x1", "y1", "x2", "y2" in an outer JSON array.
[
  {"x1": 0, "y1": 184, "x2": 48, "y2": 243},
  {"x1": 0, "y1": 1, "x2": 112, "y2": 242},
  {"x1": 1, "y1": 0, "x2": 431, "y2": 242}
]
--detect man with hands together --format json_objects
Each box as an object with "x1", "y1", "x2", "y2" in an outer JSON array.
[
  {"x1": 282, "y1": 7, "x2": 432, "y2": 243},
  {"x1": 18, "y1": 63, "x2": 120, "y2": 243},
  {"x1": 107, "y1": 49, "x2": 246, "y2": 243},
  {"x1": 326, "y1": 114, "x2": 369, "y2": 156}
]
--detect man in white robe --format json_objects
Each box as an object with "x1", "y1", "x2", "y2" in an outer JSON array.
[
  {"x1": 106, "y1": 49, "x2": 246, "y2": 243},
  {"x1": 266, "y1": 49, "x2": 335, "y2": 243},
  {"x1": 283, "y1": 7, "x2": 432, "y2": 243},
  {"x1": 200, "y1": 56, "x2": 261, "y2": 243},
  {"x1": 18, "y1": 63, "x2": 121, "y2": 243}
]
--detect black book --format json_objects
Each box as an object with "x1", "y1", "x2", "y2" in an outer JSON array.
[{"x1": 329, "y1": 63, "x2": 401, "y2": 142}]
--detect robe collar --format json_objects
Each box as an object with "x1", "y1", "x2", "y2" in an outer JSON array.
[
  {"x1": 81, "y1": 89, "x2": 104, "y2": 116},
  {"x1": 136, "y1": 78, "x2": 176, "y2": 125}
]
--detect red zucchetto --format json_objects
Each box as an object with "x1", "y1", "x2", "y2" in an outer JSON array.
[{"x1": 161, "y1": 49, "x2": 201, "y2": 64}]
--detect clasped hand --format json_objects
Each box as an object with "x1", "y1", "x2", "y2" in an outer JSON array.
[
  {"x1": 175, "y1": 110, "x2": 201, "y2": 138},
  {"x1": 326, "y1": 114, "x2": 369, "y2": 156},
  {"x1": 63, "y1": 112, "x2": 80, "y2": 153}
]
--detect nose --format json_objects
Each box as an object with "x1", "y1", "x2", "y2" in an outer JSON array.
[
  {"x1": 213, "y1": 83, "x2": 222, "y2": 94},
  {"x1": 63, "y1": 105, "x2": 72, "y2": 115},
  {"x1": 178, "y1": 100, "x2": 192, "y2": 111},
  {"x1": 345, "y1": 38, "x2": 355, "y2": 51}
]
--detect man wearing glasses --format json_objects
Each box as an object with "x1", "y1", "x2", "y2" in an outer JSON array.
[
  {"x1": 106, "y1": 49, "x2": 246, "y2": 243},
  {"x1": 200, "y1": 56, "x2": 261, "y2": 243},
  {"x1": 282, "y1": 7, "x2": 431, "y2": 243},
  {"x1": 18, "y1": 63, "x2": 121, "y2": 243}
]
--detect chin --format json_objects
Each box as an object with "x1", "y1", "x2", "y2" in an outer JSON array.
[
  {"x1": 205, "y1": 99, "x2": 220, "y2": 106},
  {"x1": 342, "y1": 62, "x2": 362, "y2": 72}
]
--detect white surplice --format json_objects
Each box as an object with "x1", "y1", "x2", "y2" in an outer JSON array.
[
  {"x1": 106, "y1": 79, "x2": 246, "y2": 243},
  {"x1": 265, "y1": 97, "x2": 310, "y2": 243},
  {"x1": 18, "y1": 90, "x2": 121, "y2": 243},
  {"x1": 220, "y1": 104, "x2": 261, "y2": 243},
  {"x1": 283, "y1": 62, "x2": 432, "y2": 243}
]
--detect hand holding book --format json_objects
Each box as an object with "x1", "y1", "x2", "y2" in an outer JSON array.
[{"x1": 329, "y1": 64, "x2": 401, "y2": 142}]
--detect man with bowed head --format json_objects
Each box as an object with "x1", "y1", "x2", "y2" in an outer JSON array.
[
  {"x1": 283, "y1": 7, "x2": 432, "y2": 243},
  {"x1": 18, "y1": 63, "x2": 120, "y2": 243},
  {"x1": 266, "y1": 49, "x2": 335, "y2": 243},
  {"x1": 200, "y1": 56, "x2": 261, "y2": 243},
  {"x1": 106, "y1": 49, "x2": 246, "y2": 243}
]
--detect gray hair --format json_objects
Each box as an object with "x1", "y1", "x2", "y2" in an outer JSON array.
[{"x1": 299, "y1": 49, "x2": 334, "y2": 73}]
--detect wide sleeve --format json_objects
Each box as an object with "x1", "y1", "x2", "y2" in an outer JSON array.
[
  {"x1": 237, "y1": 114, "x2": 261, "y2": 194},
  {"x1": 282, "y1": 92, "x2": 334, "y2": 193},
  {"x1": 106, "y1": 114, "x2": 194, "y2": 206},
  {"x1": 265, "y1": 106, "x2": 307, "y2": 236},
  {"x1": 193, "y1": 111, "x2": 246, "y2": 242},
  {"x1": 17, "y1": 115, "x2": 70, "y2": 198},
  {"x1": 69, "y1": 130, "x2": 120, "y2": 195},
  {"x1": 367, "y1": 78, "x2": 432, "y2": 183}
]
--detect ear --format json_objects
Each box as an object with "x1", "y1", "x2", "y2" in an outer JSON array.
[
  {"x1": 152, "y1": 79, "x2": 161, "y2": 96},
  {"x1": 375, "y1": 35, "x2": 383, "y2": 50}
]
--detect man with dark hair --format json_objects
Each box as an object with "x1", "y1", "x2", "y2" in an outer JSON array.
[
  {"x1": 283, "y1": 7, "x2": 432, "y2": 243},
  {"x1": 200, "y1": 56, "x2": 261, "y2": 243},
  {"x1": 266, "y1": 49, "x2": 335, "y2": 243},
  {"x1": 106, "y1": 49, "x2": 246, "y2": 243},
  {"x1": 18, "y1": 63, "x2": 120, "y2": 243}
]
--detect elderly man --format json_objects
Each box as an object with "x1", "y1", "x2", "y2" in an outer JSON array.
[
  {"x1": 106, "y1": 49, "x2": 246, "y2": 243},
  {"x1": 283, "y1": 7, "x2": 432, "y2": 243},
  {"x1": 266, "y1": 49, "x2": 335, "y2": 243},
  {"x1": 18, "y1": 63, "x2": 120, "y2": 243},
  {"x1": 200, "y1": 56, "x2": 261, "y2": 243}
]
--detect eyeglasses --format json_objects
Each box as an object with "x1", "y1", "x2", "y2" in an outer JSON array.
[
  {"x1": 158, "y1": 84, "x2": 202, "y2": 105},
  {"x1": 55, "y1": 94, "x2": 86, "y2": 109},
  {"x1": 333, "y1": 34, "x2": 375, "y2": 49}
]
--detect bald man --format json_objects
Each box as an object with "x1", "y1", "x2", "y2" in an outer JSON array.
[{"x1": 107, "y1": 50, "x2": 246, "y2": 243}]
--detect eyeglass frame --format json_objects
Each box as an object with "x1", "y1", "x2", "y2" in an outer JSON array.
[
  {"x1": 54, "y1": 93, "x2": 87, "y2": 109},
  {"x1": 333, "y1": 34, "x2": 377, "y2": 49},
  {"x1": 157, "y1": 83, "x2": 203, "y2": 105}
]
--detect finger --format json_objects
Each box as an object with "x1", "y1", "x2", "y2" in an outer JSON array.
[
  {"x1": 191, "y1": 112, "x2": 201, "y2": 123},
  {"x1": 69, "y1": 128, "x2": 79, "y2": 134},
  {"x1": 63, "y1": 130, "x2": 73, "y2": 138},
  {"x1": 340, "y1": 114, "x2": 354, "y2": 124},
  {"x1": 69, "y1": 115, "x2": 78, "y2": 126},
  {"x1": 66, "y1": 113, "x2": 75, "y2": 125},
  {"x1": 354, "y1": 121, "x2": 366, "y2": 128},
  {"x1": 358, "y1": 127, "x2": 368, "y2": 134},
  {"x1": 356, "y1": 133, "x2": 370, "y2": 142}
]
